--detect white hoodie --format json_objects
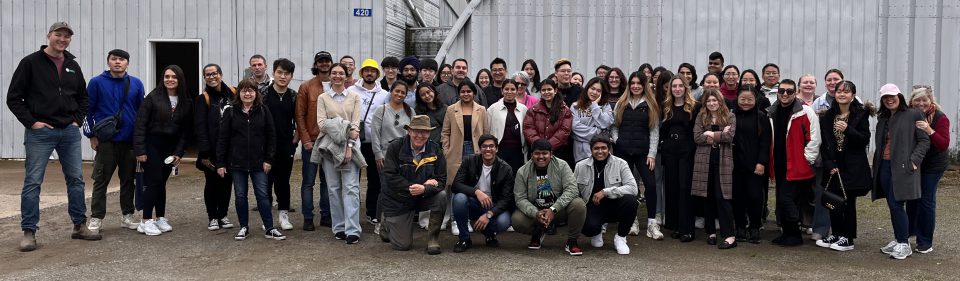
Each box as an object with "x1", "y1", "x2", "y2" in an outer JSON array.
[{"x1": 348, "y1": 80, "x2": 391, "y2": 143}]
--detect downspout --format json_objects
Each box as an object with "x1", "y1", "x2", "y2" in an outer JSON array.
[
  {"x1": 403, "y1": 0, "x2": 426, "y2": 27},
  {"x1": 434, "y1": 0, "x2": 483, "y2": 63}
]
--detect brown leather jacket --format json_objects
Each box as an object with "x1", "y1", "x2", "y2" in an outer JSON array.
[{"x1": 295, "y1": 76, "x2": 326, "y2": 144}]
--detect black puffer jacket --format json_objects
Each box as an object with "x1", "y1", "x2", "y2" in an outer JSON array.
[
  {"x1": 452, "y1": 155, "x2": 515, "y2": 216},
  {"x1": 133, "y1": 88, "x2": 193, "y2": 157},
  {"x1": 216, "y1": 104, "x2": 276, "y2": 171},
  {"x1": 194, "y1": 83, "x2": 235, "y2": 165}
]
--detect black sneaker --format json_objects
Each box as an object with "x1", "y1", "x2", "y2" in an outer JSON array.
[
  {"x1": 830, "y1": 236, "x2": 854, "y2": 251},
  {"x1": 528, "y1": 228, "x2": 545, "y2": 249},
  {"x1": 485, "y1": 236, "x2": 500, "y2": 247},
  {"x1": 565, "y1": 240, "x2": 583, "y2": 256},
  {"x1": 346, "y1": 235, "x2": 360, "y2": 244},
  {"x1": 303, "y1": 219, "x2": 316, "y2": 231},
  {"x1": 454, "y1": 239, "x2": 472, "y2": 253},
  {"x1": 335, "y1": 231, "x2": 346, "y2": 240},
  {"x1": 265, "y1": 228, "x2": 286, "y2": 240},
  {"x1": 816, "y1": 235, "x2": 839, "y2": 248},
  {"x1": 916, "y1": 244, "x2": 933, "y2": 254}
]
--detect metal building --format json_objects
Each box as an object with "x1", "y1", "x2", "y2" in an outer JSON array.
[{"x1": 2, "y1": 0, "x2": 959, "y2": 160}]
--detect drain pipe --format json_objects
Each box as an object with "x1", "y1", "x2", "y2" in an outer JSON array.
[
  {"x1": 403, "y1": 0, "x2": 426, "y2": 27},
  {"x1": 434, "y1": 0, "x2": 483, "y2": 63}
]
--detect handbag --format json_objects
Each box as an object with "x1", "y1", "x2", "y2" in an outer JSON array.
[
  {"x1": 134, "y1": 161, "x2": 145, "y2": 211},
  {"x1": 91, "y1": 77, "x2": 131, "y2": 140},
  {"x1": 821, "y1": 173, "x2": 848, "y2": 211}
]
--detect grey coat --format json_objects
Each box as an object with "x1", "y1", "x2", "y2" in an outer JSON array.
[
  {"x1": 311, "y1": 116, "x2": 367, "y2": 169},
  {"x1": 872, "y1": 108, "x2": 929, "y2": 201}
]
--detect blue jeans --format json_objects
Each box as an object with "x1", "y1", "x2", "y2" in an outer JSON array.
[
  {"x1": 879, "y1": 160, "x2": 910, "y2": 243},
  {"x1": 452, "y1": 193, "x2": 511, "y2": 241},
  {"x1": 908, "y1": 171, "x2": 943, "y2": 248},
  {"x1": 301, "y1": 147, "x2": 330, "y2": 220},
  {"x1": 321, "y1": 157, "x2": 362, "y2": 236},
  {"x1": 811, "y1": 167, "x2": 831, "y2": 236},
  {"x1": 21, "y1": 126, "x2": 87, "y2": 231},
  {"x1": 232, "y1": 169, "x2": 273, "y2": 230}
]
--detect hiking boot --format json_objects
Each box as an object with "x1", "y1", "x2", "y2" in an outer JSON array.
[
  {"x1": 19, "y1": 230, "x2": 37, "y2": 252},
  {"x1": 303, "y1": 219, "x2": 316, "y2": 231},
  {"x1": 72, "y1": 219, "x2": 102, "y2": 241}
]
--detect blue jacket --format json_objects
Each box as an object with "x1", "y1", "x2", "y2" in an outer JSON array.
[{"x1": 83, "y1": 71, "x2": 145, "y2": 142}]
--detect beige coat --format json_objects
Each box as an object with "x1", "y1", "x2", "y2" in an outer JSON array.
[{"x1": 441, "y1": 101, "x2": 489, "y2": 187}]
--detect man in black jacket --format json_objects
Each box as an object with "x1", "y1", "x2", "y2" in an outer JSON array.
[
  {"x1": 450, "y1": 134, "x2": 515, "y2": 253},
  {"x1": 262, "y1": 58, "x2": 297, "y2": 231},
  {"x1": 7, "y1": 22, "x2": 101, "y2": 251},
  {"x1": 379, "y1": 115, "x2": 447, "y2": 255}
]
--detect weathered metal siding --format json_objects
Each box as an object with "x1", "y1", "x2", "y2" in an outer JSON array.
[
  {"x1": 448, "y1": 0, "x2": 960, "y2": 149},
  {"x1": 0, "y1": 0, "x2": 390, "y2": 160}
]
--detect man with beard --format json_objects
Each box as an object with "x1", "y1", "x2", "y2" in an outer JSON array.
[
  {"x1": 437, "y1": 58, "x2": 487, "y2": 107},
  {"x1": 399, "y1": 56, "x2": 420, "y2": 107},
  {"x1": 348, "y1": 59, "x2": 391, "y2": 231},
  {"x1": 295, "y1": 51, "x2": 335, "y2": 230}
]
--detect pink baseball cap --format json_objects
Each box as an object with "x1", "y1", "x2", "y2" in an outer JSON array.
[{"x1": 879, "y1": 83, "x2": 901, "y2": 97}]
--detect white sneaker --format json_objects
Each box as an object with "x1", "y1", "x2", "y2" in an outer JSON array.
[
  {"x1": 87, "y1": 218, "x2": 102, "y2": 232},
  {"x1": 235, "y1": 227, "x2": 249, "y2": 241},
  {"x1": 451, "y1": 221, "x2": 460, "y2": 236},
  {"x1": 279, "y1": 211, "x2": 294, "y2": 230},
  {"x1": 628, "y1": 219, "x2": 640, "y2": 236},
  {"x1": 373, "y1": 223, "x2": 381, "y2": 235},
  {"x1": 208, "y1": 219, "x2": 220, "y2": 231},
  {"x1": 137, "y1": 219, "x2": 162, "y2": 236},
  {"x1": 590, "y1": 234, "x2": 604, "y2": 248},
  {"x1": 265, "y1": 228, "x2": 286, "y2": 240},
  {"x1": 890, "y1": 243, "x2": 912, "y2": 260},
  {"x1": 507, "y1": 226, "x2": 515, "y2": 232},
  {"x1": 155, "y1": 217, "x2": 173, "y2": 233},
  {"x1": 646, "y1": 222, "x2": 664, "y2": 240},
  {"x1": 220, "y1": 217, "x2": 234, "y2": 229},
  {"x1": 121, "y1": 214, "x2": 139, "y2": 230},
  {"x1": 418, "y1": 211, "x2": 429, "y2": 229},
  {"x1": 614, "y1": 235, "x2": 630, "y2": 255},
  {"x1": 880, "y1": 240, "x2": 898, "y2": 254},
  {"x1": 695, "y1": 217, "x2": 705, "y2": 229}
]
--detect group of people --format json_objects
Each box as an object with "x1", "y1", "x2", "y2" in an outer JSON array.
[{"x1": 10, "y1": 22, "x2": 946, "y2": 261}]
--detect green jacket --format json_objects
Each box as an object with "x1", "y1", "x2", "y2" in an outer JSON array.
[{"x1": 514, "y1": 156, "x2": 579, "y2": 218}]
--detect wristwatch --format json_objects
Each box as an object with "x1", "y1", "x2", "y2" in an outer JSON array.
[
  {"x1": 486, "y1": 211, "x2": 493, "y2": 219},
  {"x1": 348, "y1": 143, "x2": 354, "y2": 148},
  {"x1": 549, "y1": 207, "x2": 557, "y2": 214}
]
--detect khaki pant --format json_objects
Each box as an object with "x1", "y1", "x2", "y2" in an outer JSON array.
[{"x1": 511, "y1": 197, "x2": 587, "y2": 241}]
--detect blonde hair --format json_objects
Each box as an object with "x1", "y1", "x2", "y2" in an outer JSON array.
[
  {"x1": 663, "y1": 76, "x2": 697, "y2": 121},
  {"x1": 909, "y1": 86, "x2": 940, "y2": 111}
]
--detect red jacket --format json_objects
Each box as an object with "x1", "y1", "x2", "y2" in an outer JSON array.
[
  {"x1": 768, "y1": 101, "x2": 821, "y2": 181},
  {"x1": 522, "y1": 102, "x2": 573, "y2": 149}
]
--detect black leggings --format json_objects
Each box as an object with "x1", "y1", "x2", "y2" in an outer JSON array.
[
  {"x1": 733, "y1": 166, "x2": 766, "y2": 230},
  {"x1": 142, "y1": 137, "x2": 175, "y2": 219},
  {"x1": 620, "y1": 153, "x2": 657, "y2": 219}
]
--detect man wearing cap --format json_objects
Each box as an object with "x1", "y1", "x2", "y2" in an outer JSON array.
[
  {"x1": 296, "y1": 51, "x2": 335, "y2": 230},
  {"x1": 83, "y1": 48, "x2": 146, "y2": 234},
  {"x1": 379, "y1": 115, "x2": 448, "y2": 255},
  {"x1": 348, "y1": 59, "x2": 391, "y2": 228},
  {"x1": 8, "y1": 21, "x2": 101, "y2": 252},
  {"x1": 512, "y1": 139, "x2": 587, "y2": 256},
  {"x1": 766, "y1": 78, "x2": 821, "y2": 246},
  {"x1": 437, "y1": 58, "x2": 487, "y2": 107},
  {"x1": 263, "y1": 58, "x2": 298, "y2": 230},
  {"x1": 379, "y1": 56, "x2": 400, "y2": 92}
]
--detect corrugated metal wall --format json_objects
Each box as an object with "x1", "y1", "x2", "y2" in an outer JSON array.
[
  {"x1": 447, "y1": 0, "x2": 960, "y2": 149},
  {"x1": 0, "y1": 0, "x2": 392, "y2": 160}
]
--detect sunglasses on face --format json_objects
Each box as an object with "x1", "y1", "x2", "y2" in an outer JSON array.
[{"x1": 778, "y1": 88, "x2": 797, "y2": 95}]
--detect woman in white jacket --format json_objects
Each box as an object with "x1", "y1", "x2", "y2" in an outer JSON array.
[
  {"x1": 487, "y1": 80, "x2": 527, "y2": 172},
  {"x1": 571, "y1": 77, "x2": 614, "y2": 162}
]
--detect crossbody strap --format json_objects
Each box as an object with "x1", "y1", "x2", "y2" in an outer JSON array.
[{"x1": 113, "y1": 76, "x2": 131, "y2": 121}]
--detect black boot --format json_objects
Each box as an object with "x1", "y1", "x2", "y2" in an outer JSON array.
[{"x1": 736, "y1": 228, "x2": 748, "y2": 242}]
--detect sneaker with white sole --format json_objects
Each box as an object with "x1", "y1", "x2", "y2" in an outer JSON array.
[
  {"x1": 279, "y1": 211, "x2": 293, "y2": 231},
  {"x1": 647, "y1": 222, "x2": 664, "y2": 240},
  {"x1": 208, "y1": 219, "x2": 220, "y2": 231},
  {"x1": 87, "y1": 218, "x2": 102, "y2": 232},
  {"x1": 590, "y1": 234, "x2": 604, "y2": 248},
  {"x1": 121, "y1": 214, "x2": 139, "y2": 230},
  {"x1": 829, "y1": 236, "x2": 854, "y2": 251},
  {"x1": 614, "y1": 235, "x2": 630, "y2": 255},
  {"x1": 373, "y1": 223, "x2": 382, "y2": 236},
  {"x1": 880, "y1": 240, "x2": 898, "y2": 254},
  {"x1": 220, "y1": 217, "x2": 234, "y2": 229},
  {"x1": 265, "y1": 228, "x2": 286, "y2": 240},
  {"x1": 234, "y1": 227, "x2": 249, "y2": 241},
  {"x1": 451, "y1": 221, "x2": 460, "y2": 236},
  {"x1": 916, "y1": 245, "x2": 933, "y2": 254},
  {"x1": 137, "y1": 219, "x2": 162, "y2": 236},
  {"x1": 155, "y1": 217, "x2": 173, "y2": 233},
  {"x1": 628, "y1": 219, "x2": 640, "y2": 236},
  {"x1": 890, "y1": 243, "x2": 912, "y2": 260},
  {"x1": 815, "y1": 235, "x2": 838, "y2": 248}
]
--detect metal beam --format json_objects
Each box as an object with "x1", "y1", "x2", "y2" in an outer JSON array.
[
  {"x1": 434, "y1": 0, "x2": 483, "y2": 63},
  {"x1": 403, "y1": 0, "x2": 426, "y2": 27}
]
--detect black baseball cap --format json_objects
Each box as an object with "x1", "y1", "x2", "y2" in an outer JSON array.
[{"x1": 314, "y1": 51, "x2": 333, "y2": 63}]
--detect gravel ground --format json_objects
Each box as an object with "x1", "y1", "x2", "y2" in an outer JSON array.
[{"x1": 0, "y1": 161, "x2": 958, "y2": 280}]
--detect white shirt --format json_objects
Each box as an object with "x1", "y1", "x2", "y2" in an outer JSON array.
[{"x1": 477, "y1": 163, "x2": 493, "y2": 195}]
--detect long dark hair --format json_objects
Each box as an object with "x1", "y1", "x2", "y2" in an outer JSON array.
[
  {"x1": 158, "y1": 65, "x2": 190, "y2": 101},
  {"x1": 539, "y1": 79, "x2": 564, "y2": 123},
  {"x1": 390, "y1": 80, "x2": 414, "y2": 118},
  {"x1": 606, "y1": 67, "x2": 626, "y2": 95},
  {"x1": 677, "y1": 63, "x2": 699, "y2": 90},
  {"x1": 415, "y1": 83, "x2": 443, "y2": 113},
  {"x1": 638, "y1": 63, "x2": 654, "y2": 81},
  {"x1": 576, "y1": 77, "x2": 609, "y2": 109},
  {"x1": 738, "y1": 69, "x2": 762, "y2": 98},
  {"x1": 654, "y1": 70, "x2": 674, "y2": 104},
  {"x1": 522, "y1": 59, "x2": 542, "y2": 91}
]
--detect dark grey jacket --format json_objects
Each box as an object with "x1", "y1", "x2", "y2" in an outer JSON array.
[{"x1": 872, "y1": 108, "x2": 929, "y2": 201}]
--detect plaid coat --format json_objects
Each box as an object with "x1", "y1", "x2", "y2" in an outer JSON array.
[{"x1": 692, "y1": 111, "x2": 736, "y2": 199}]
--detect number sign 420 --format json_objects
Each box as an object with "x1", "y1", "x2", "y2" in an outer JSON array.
[{"x1": 353, "y1": 8, "x2": 372, "y2": 17}]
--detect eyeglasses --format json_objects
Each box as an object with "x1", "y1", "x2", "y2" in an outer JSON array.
[
  {"x1": 480, "y1": 144, "x2": 497, "y2": 149},
  {"x1": 204, "y1": 72, "x2": 219, "y2": 78},
  {"x1": 778, "y1": 88, "x2": 797, "y2": 95}
]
